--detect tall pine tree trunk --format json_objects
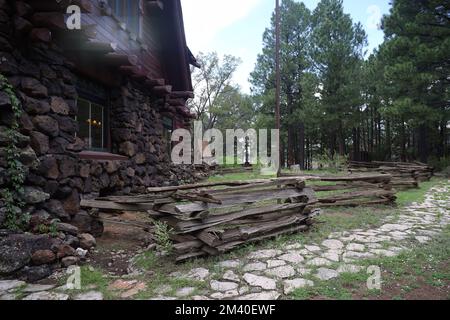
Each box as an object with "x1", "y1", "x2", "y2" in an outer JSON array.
[
  {"x1": 418, "y1": 124, "x2": 428, "y2": 163},
  {"x1": 298, "y1": 123, "x2": 305, "y2": 169},
  {"x1": 386, "y1": 119, "x2": 392, "y2": 161},
  {"x1": 400, "y1": 120, "x2": 407, "y2": 162}
]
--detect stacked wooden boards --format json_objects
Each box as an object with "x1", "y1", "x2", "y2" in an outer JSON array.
[
  {"x1": 348, "y1": 161, "x2": 434, "y2": 189},
  {"x1": 81, "y1": 177, "x2": 317, "y2": 262},
  {"x1": 281, "y1": 173, "x2": 396, "y2": 207}
]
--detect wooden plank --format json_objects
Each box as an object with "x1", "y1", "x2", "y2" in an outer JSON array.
[
  {"x1": 158, "y1": 187, "x2": 310, "y2": 214},
  {"x1": 166, "y1": 202, "x2": 309, "y2": 234},
  {"x1": 197, "y1": 214, "x2": 310, "y2": 247},
  {"x1": 147, "y1": 177, "x2": 305, "y2": 193},
  {"x1": 80, "y1": 199, "x2": 155, "y2": 211}
]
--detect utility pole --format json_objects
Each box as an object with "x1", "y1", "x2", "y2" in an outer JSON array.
[{"x1": 275, "y1": 0, "x2": 281, "y2": 177}]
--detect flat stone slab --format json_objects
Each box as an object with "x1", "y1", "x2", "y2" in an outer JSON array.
[
  {"x1": 305, "y1": 245, "x2": 322, "y2": 252},
  {"x1": 342, "y1": 251, "x2": 375, "y2": 262},
  {"x1": 370, "y1": 249, "x2": 397, "y2": 257},
  {"x1": 176, "y1": 287, "x2": 196, "y2": 297},
  {"x1": 322, "y1": 251, "x2": 340, "y2": 262},
  {"x1": 283, "y1": 279, "x2": 314, "y2": 294},
  {"x1": 243, "y1": 273, "x2": 277, "y2": 290},
  {"x1": 337, "y1": 264, "x2": 363, "y2": 274},
  {"x1": 235, "y1": 291, "x2": 280, "y2": 300},
  {"x1": 186, "y1": 268, "x2": 210, "y2": 281},
  {"x1": 346, "y1": 243, "x2": 365, "y2": 252},
  {"x1": 415, "y1": 236, "x2": 431, "y2": 243},
  {"x1": 211, "y1": 290, "x2": 239, "y2": 299},
  {"x1": 74, "y1": 291, "x2": 104, "y2": 300},
  {"x1": 379, "y1": 224, "x2": 411, "y2": 232},
  {"x1": 322, "y1": 239, "x2": 344, "y2": 250},
  {"x1": 296, "y1": 267, "x2": 311, "y2": 276},
  {"x1": 264, "y1": 265, "x2": 296, "y2": 279},
  {"x1": 0, "y1": 280, "x2": 26, "y2": 292},
  {"x1": 315, "y1": 268, "x2": 339, "y2": 281},
  {"x1": 0, "y1": 293, "x2": 18, "y2": 300},
  {"x1": 306, "y1": 257, "x2": 333, "y2": 267},
  {"x1": 267, "y1": 260, "x2": 286, "y2": 268},
  {"x1": 243, "y1": 262, "x2": 266, "y2": 272},
  {"x1": 285, "y1": 243, "x2": 303, "y2": 250},
  {"x1": 248, "y1": 249, "x2": 282, "y2": 259},
  {"x1": 23, "y1": 284, "x2": 56, "y2": 293},
  {"x1": 210, "y1": 280, "x2": 238, "y2": 292},
  {"x1": 222, "y1": 270, "x2": 240, "y2": 282},
  {"x1": 23, "y1": 291, "x2": 69, "y2": 300},
  {"x1": 278, "y1": 252, "x2": 304, "y2": 264}
]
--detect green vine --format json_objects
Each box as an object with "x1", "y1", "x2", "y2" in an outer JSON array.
[{"x1": 0, "y1": 74, "x2": 28, "y2": 231}]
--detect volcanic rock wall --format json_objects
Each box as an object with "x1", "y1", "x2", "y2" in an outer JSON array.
[{"x1": 0, "y1": 0, "x2": 207, "y2": 281}]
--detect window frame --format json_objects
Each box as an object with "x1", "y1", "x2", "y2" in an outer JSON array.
[
  {"x1": 162, "y1": 116, "x2": 174, "y2": 155},
  {"x1": 108, "y1": 0, "x2": 142, "y2": 38},
  {"x1": 75, "y1": 77, "x2": 111, "y2": 153},
  {"x1": 76, "y1": 98, "x2": 109, "y2": 152}
]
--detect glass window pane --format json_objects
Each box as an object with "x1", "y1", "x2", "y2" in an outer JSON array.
[
  {"x1": 90, "y1": 103, "x2": 104, "y2": 150},
  {"x1": 77, "y1": 99, "x2": 91, "y2": 148}
]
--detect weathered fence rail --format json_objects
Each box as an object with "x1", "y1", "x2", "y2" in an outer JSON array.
[
  {"x1": 281, "y1": 173, "x2": 396, "y2": 207},
  {"x1": 348, "y1": 161, "x2": 433, "y2": 189},
  {"x1": 81, "y1": 177, "x2": 317, "y2": 262}
]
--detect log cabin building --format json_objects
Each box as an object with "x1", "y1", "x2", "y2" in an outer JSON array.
[{"x1": 0, "y1": 0, "x2": 204, "y2": 237}]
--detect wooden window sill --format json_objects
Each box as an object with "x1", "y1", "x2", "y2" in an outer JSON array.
[{"x1": 78, "y1": 151, "x2": 128, "y2": 161}]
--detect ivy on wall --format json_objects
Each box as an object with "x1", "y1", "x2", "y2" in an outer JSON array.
[{"x1": 0, "y1": 74, "x2": 28, "y2": 231}]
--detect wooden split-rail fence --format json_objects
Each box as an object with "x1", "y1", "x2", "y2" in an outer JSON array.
[
  {"x1": 281, "y1": 173, "x2": 397, "y2": 207},
  {"x1": 348, "y1": 161, "x2": 434, "y2": 189},
  {"x1": 81, "y1": 177, "x2": 318, "y2": 262}
]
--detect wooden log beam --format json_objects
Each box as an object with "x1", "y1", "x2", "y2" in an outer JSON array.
[
  {"x1": 71, "y1": 0, "x2": 94, "y2": 13},
  {"x1": 29, "y1": 28, "x2": 52, "y2": 42},
  {"x1": 25, "y1": 0, "x2": 71, "y2": 12},
  {"x1": 82, "y1": 41, "x2": 117, "y2": 53},
  {"x1": 145, "y1": 78, "x2": 165, "y2": 87},
  {"x1": 119, "y1": 65, "x2": 143, "y2": 76},
  {"x1": 15, "y1": 1, "x2": 33, "y2": 17},
  {"x1": 103, "y1": 53, "x2": 138, "y2": 66},
  {"x1": 146, "y1": 0, "x2": 164, "y2": 12},
  {"x1": 167, "y1": 98, "x2": 185, "y2": 106},
  {"x1": 80, "y1": 199, "x2": 155, "y2": 211},
  {"x1": 152, "y1": 85, "x2": 172, "y2": 96},
  {"x1": 31, "y1": 12, "x2": 66, "y2": 29},
  {"x1": 170, "y1": 91, "x2": 194, "y2": 99},
  {"x1": 14, "y1": 17, "x2": 33, "y2": 35}
]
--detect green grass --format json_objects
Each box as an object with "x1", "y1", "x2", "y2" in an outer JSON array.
[
  {"x1": 396, "y1": 177, "x2": 444, "y2": 206},
  {"x1": 272, "y1": 206, "x2": 399, "y2": 248},
  {"x1": 134, "y1": 251, "x2": 158, "y2": 270}
]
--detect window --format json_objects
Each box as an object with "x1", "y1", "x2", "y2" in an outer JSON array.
[
  {"x1": 76, "y1": 78, "x2": 109, "y2": 152},
  {"x1": 109, "y1": 0, "x2": 141, "y2": 36},
  {"x1": 76, "y1": 99, "x2": 106, "y2": 151},
  {"x1": 162, "y1": 116, "x2": 173, "y2": 155}
]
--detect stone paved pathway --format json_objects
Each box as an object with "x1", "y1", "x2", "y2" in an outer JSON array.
[
  {"x1": 166, "y1": 182, "x2": 449, "y2": 300},
  {"x1": 1, "y1": 181, "x2": 448, "y2": 300}
]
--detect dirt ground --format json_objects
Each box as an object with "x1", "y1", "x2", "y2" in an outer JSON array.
[{"x1": 89, "y1": 212, "x2": 153, "y2": 276}]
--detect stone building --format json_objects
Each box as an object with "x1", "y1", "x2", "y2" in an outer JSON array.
[{"x1": 0, "y1": 0, "x2": 204, "y2": 279}]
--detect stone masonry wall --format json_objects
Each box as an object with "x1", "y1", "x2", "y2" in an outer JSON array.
[{"x1": 0, "y1": 1, "x2": 207, "y2": 281}]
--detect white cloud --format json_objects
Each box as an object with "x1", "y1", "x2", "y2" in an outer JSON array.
[{"x1": 181, "y1": 0, "x2": 261, "y2": 53}]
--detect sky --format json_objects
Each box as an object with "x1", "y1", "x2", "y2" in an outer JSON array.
[{"x1": 181, "y1": 0, "x2": 392, "y2": 93}]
